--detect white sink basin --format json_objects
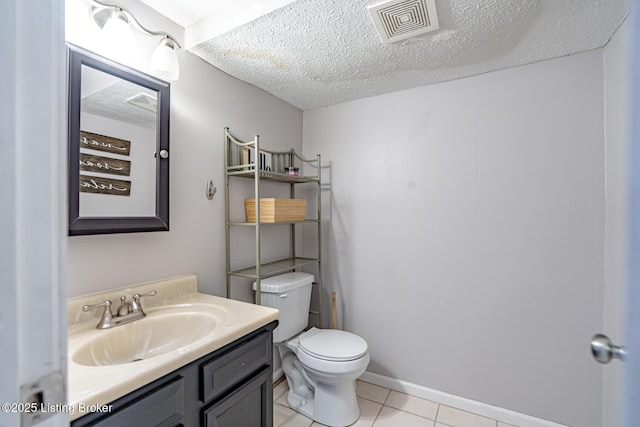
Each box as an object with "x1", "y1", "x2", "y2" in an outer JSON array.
[{"x1": 71, "y1": 305, "x2": 227, "y2": 366}]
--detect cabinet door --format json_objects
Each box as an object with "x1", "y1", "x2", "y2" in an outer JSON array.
[
  {"x1": 72, "y1": 375, "x2": 185, "y2": 427},
  {"x1": 201, "y1": 329, "x2": 271, "y2": 402},
  {"x1": 203, "y1": 368, "x2": 272, "y2": 427}
]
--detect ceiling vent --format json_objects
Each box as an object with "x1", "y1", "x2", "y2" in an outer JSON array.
[
  {"x1": 126, "y1": 93, "x2": 157, "y2": 113},
  {"x1": 368, "y1": 0, "x2": 439, "y2": 44}
]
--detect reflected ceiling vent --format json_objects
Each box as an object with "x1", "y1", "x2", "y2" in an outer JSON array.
[
  {"x1": 368, "y1": 0, "x2": 439, "y2": 44},
  {"x1": 126, "y1": 93, "x2": 157, "y2": 113}
]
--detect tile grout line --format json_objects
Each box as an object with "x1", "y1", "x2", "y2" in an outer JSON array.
[
  {"x1": 382, "y1": 387, "x2": 391, "y2": 405},
  {"x1": 358, "y1": 395, "x2": 386, "y2": 406},
  {"x1": 357, "y1": 386, "x2": 387, "y2": 427},
  {"x1": 371, "y1": 402, "x2": 384, "y2": 427}
]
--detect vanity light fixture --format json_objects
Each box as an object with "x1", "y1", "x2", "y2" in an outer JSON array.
[{"x1": 87, "y1": 0, "x2": 181, "y2": 80}]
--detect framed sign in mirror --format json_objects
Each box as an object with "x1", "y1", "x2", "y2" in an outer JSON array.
[{"x1": 67, "y1": 44, "x2": 169, "y2": 235}]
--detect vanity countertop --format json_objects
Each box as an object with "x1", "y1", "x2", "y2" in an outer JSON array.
[{"x1": 67, "y1": 274, "x2": 278, "y2": 421}]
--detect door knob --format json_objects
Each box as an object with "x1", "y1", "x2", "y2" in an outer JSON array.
[{"x1": 591, "y1": 333, "x2": 627, "y2": 364}]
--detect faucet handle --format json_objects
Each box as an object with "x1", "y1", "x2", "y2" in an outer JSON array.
[
  {"x1": 131, "y1": 290, "x2": 157, "y2": 312},
  {"x1": 132, "y1": 290, "x2": 157, "y2": 303},
  {"x1": 82, "y1": 300, "x2": 114, "y2": 329},
  {"x1": 82, "y1": 300, "x2": 112, "y2": 312}
]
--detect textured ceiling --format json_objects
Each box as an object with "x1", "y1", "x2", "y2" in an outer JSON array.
[
  {"x1": 144, "y1": 0, "x2": 629, "y2": 110},
  {"x1": 82, "y1": 79, "x2": 157, "y2": 129},
  {"x1": 138, "y1": 0, "x2": 240, "y2": 27}
]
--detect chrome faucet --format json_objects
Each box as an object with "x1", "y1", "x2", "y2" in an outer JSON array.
[{"x1": 83, "y1": 290, "x2": 157, "y2": 329}]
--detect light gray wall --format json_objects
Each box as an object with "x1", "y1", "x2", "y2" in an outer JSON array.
[
  {"x1": 303, "y1": 51, "x2": 607, "y2": 426},
  {"x1": 603, "y1": 17, "x2": 630, "y2": 427},
  {"x1": 66, "y1": 0, "x2": 303, "y2": 298}
]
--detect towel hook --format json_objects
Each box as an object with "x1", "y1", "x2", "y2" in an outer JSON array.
[{"x1": 206, "y1": 180, "x2": 217, "y2": 200}]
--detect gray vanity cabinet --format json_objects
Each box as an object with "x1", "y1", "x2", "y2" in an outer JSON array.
[{"x1": 71, "y1": 321, "x2": 276, "y2": 427}]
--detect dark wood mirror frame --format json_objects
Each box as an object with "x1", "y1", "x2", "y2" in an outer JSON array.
[{"x1": 67, "y1": 44, "x2": 170, "y2": 236}]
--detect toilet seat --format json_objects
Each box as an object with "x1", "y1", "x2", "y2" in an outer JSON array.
[{"x1": 298, "y1": 328, "x2": 368, "y2": 362}]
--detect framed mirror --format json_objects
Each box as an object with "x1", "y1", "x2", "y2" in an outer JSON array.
[{"x1": 67, "y1": 44, "x2": 169, "y2": 235}]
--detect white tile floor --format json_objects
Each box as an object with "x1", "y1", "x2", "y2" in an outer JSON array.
[{"x1": 273, "y1": 379, "x2": 518, "y2": 427}]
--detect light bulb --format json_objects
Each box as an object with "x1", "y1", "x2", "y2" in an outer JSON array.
[
  {"x1": 101, "y1": 9, "x2": 135, "y2": 64},
  {"x1": 151, "y1": 37, "x2": 180, "y2": 81}
]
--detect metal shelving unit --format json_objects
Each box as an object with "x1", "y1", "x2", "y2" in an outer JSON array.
[{"x1": 224, "y1": 127, "x2": 322, "y2": 325}]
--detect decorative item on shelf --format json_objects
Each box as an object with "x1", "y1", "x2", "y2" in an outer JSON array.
[
  {"x1": 245, "y1": 198, "x2": 307, "y2": 223},
  {"x1": 87, "y1": 0, "x2": 181, "y2": 80},
  {"x1": 284, "y1": 166, "x2": 299, "y2": 176},
  {"x1": 242, "y1": 146, "x2": 273, "y2": 173}
]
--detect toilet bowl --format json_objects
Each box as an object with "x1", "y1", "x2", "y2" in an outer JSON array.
[
  {"x1": 254, "y1": 273, "x2": 370, "y2": 427},
  {"x1": 279, "y1": 327, "x2": 370, "y2": 426}
]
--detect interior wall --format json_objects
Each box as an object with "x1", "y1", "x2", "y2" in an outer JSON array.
[
  {"x1": 65, "y1": 0, "x2": 303, "y2": 298},
  {"x1": 603, "y1": 17, "x2": 630, "y2": 427},
  {"x1": 303, "y1": 51, "x2": 606, "y2": 426}
]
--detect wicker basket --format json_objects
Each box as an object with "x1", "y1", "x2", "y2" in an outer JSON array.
[{"x1": 244, "y1": 198, "x2": 307, "y2": 222}]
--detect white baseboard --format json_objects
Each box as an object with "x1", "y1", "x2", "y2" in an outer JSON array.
[{"x1": 359, "y1": 371, "x2": 569, "y2": 427}]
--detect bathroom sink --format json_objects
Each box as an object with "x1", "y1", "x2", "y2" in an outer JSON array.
[
  {"x1": 71, "y1": 305, "x2": 227, "y2": 366},
  {"x1": 67, "y1": 277, "x2": 280, "y2": 422}
]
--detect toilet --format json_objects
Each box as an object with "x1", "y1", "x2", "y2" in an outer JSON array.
[{"x1": 255, "y1": 272, "x2": 370, "y2": 427}]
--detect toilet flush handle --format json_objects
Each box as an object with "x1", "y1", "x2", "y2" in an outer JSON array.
[{"x1": 279, "y1": 293, "x2": 288, "y2": 298}]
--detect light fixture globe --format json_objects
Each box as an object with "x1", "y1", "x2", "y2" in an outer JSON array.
[
  {"x1": 151, "y1": 37, "x2": 180, "y2": 81},
  {"x1": 102, "y1": 9, "x2": 135, "y2": 47},
  {"x1": 100, "y1": 8, "x2": 135, "y2": 64}
]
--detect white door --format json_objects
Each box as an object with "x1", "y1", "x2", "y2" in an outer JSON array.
[
  {"x1": 0, "y1": 1, "x2": 67, "y2": 426},
  {"x1": 597, "y1": 6, "x2": 634, "y2": 427},
  {"x1": 592, "y1": 2, "x2": 640, "y2": 425},
  {"x1": 625, "y1": 2, "x2": 640, "y2": 425}
]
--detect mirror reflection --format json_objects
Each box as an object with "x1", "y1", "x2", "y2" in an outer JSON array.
[
  {"x1": 79, "y1": 66, "x2": 157, "y2": 217},
  {"x1": 68, "y1": 44, "x2": 170, "y2": 236}
]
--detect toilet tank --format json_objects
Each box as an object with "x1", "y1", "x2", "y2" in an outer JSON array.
[{"x1": 253, "y1": 272, "x2": 314, "y2": 342}]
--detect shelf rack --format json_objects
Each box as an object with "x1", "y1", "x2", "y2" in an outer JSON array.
[{"x1": 224, "y1": 127, "x2": 322, "y2": 325}]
